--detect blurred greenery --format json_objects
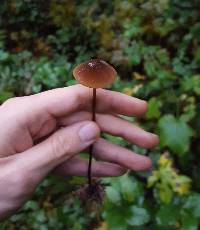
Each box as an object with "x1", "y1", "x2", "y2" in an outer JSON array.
[{"x1": 0, "y1": 0, "x2": 200, "y2": 229}]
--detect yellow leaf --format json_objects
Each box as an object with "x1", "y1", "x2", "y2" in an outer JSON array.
[
  {"x1": 122, "y1": 87, "x2": 133, "y2": 96},
  {"x1": 132, "y1": 72, "x2": 146, "y2": 80},
  {"x1": 158, "y1": 152, "x2": 172, "y2": 168},
  {"x1": 173, "y1": 176, "x2": 191, "y2": 195},
  {"x1": 132, "y1": 84, "x2": 143, "y2": 94},
  {"x1": 147, "y1": 170, "x2": 159, "y2": 187},
  {"x1": 95, "y1": 222, "x2": 108, "y2": 230}
]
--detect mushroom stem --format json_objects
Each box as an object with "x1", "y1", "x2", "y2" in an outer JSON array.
[{"x1": 88, "y1": 88, "x2": 96, "y2": 190}]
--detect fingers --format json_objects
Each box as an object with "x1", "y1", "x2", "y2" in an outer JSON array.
[
  {"x1": 56, "y1": 137, "x2": 152, "y2": 175},
  {"x1": 93, "y1": 138, "x2": 152, "y2": 171},
  {"x1": 96, "y1": 86, "x2": 147, "y2": 116},
  {"x1": 60, "y1": 112, "x2": 159, "y2": 149},
  {"x1": 19, "y1": 84, "x2": 147, "y2": 119},
  {"x1": 14, "y1": 121, "x2": 100, "y2": 178},
  {"x1": 0, "y1": 85, "x2": 147, "y2": 143},
  {"x1": 97, "y1": 114, "x2": 158, "y2": 148},
  {"x1": 55, "y1": 156, "x2": 126, "y2": 177}
]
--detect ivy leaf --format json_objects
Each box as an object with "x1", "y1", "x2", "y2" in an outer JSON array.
[
  {"x1": 158, "y1": 115, "x2": 193, "y2": 155},
  {"x1": 127, "y1": 206, "x2": 150, "y2": 226}
]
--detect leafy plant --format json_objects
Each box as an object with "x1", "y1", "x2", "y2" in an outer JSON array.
[{"x1": 0, "y1": 0, "x2": 200, "y2": 229}]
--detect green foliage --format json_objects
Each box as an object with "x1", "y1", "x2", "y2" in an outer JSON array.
[
  {"x1": 154, "y1": 194, "x2": 200, "y2": 230},
  {"x1": 146, "y1": 97, "x2": 162, "y2": 119},
  {"x1": 183, "y1": 194, "x2": 200, "y2": 218},
  {"x1": 103, "y1": 175, "x2": 148, "y2": 229},
  {"x1": 148, "y1": 154, "x2": 191, "y2": 203},
  {"x1": 158, "y1": 115, "x2": 193, "y2": 156},
  {"x1": 156, "y1": 204, "x2": 180, "y2": 226},
  {"x1": 0, "y1": 0, "x2": 200, "y2": 229},
  {"x1": 127, "y1": 206, "x2": 150, "y2": 226}
]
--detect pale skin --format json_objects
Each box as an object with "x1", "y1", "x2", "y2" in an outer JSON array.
[{"x1": 0, "y1": 84, "x2": 159, "y2": 219}]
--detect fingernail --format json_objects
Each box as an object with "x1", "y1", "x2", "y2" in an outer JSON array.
[{"x1": 79, "y1": 123, "x2": 99, "y2": 142}]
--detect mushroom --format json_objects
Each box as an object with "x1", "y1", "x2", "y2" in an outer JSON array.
[
  {"x1": 73, "y1": 59, "x2": 117, "y2": 88},
  {"x1": 73, "y1": 59, "x2": 117, "y2": 190}
]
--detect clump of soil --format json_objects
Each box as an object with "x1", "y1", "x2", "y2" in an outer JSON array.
[{"x1": 73, "y1": 178, "x2": 105, "y2": 212}]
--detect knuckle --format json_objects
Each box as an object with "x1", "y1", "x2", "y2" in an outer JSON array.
[
  {"x1": 51, "y1": 132, "x2": 71, "y2": 160},
  {"x1": 113, "y1": 150, "x2": 120, "y2": 163},
  {"x1": 1, "y1": 96, "x2": 29, "y2": 123},
  {"x1": 66, "y1": 88, "x2": 82, "y2": 112}
]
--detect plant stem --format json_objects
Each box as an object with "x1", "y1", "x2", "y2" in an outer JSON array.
[{"x1": 88, "y1": 88, "x2": 96, "y2": 190}]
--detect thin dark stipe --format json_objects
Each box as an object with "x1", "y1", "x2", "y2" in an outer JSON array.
[{"x1": 88, "y1": 88, "x2": 96, "y2": 191}]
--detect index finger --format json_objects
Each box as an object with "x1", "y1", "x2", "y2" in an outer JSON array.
[{"x1": 30, "y1": 84, "x2": 147, "y2": 118}]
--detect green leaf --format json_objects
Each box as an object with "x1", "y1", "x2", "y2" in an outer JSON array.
[
  {"x1": 183, "y1": 194, "x2": 200, "y2": 218},
  {"x1": 103, "y1": 134, "x2": 127, "y2": 147},
  {"x1": 66, "y1": 79, "x2": 77, "y2": 86},
  {"x1": 106, "y1": 186, "x2": 121, "y2": 204},
  {"x1": 123, "y1": 17, "x2": 144, "y2": 38},
  {"x1": 127, "y1": 206, "x2": 150, "y2": 226},
  {"x1": 181, "y1": 212, "x2": 199, "y2": 230},
  {"x1": 156, "y1": 204, "x2": 180, "y2": 226},
  {"x1": 125, "y1": 42, "x2": 141, "y2": 65},
  {"x1": 182, "y1": 75, "x2": 200, "y2": 95},
  {"x1": 24, "y1": 200, "x2": 39, "y2": 211},
  {"x1": 146, "y1": 97, "x2": 162, "y2": 119},
  {"x1": 104, "y1": 203, "x2": 130, "y2": 230},
  {"x1": 107, "y1": 214, "x2": 128, "y2": 230},
  {"x1": 157, "y1": 183, "x2": 173, "y2": 204},
  {"x1": 144, "y1": 60, "x2": 157, "y2": 77},
  {"x1": 0, "y1": 91, "x2": 14, "y2": 103},
  {"x1": 158, "y1": 115, "x2": 193, "y2": 155},
  {"x1": 35, "y1": 210, "x2": 46, "y2": 223},
  {"x1": 119, "y1": 174, "x2": 135, "y2": 202},
  {"x1": 0, "y1": 50, "x2": 9, "y2": 61}
]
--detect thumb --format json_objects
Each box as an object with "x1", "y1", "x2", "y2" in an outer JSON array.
[{"x1": 15, "y1": 121, "x2": 100, "y2": 176}]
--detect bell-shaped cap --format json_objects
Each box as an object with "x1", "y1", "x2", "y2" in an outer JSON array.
[{"x1": 73, "y1": 59, "x2": 117, "y2": 88}]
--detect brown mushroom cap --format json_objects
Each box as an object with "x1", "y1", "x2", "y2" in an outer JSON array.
[{"x1": 73, "y1": 59, "x2": 117, "y2": 88}]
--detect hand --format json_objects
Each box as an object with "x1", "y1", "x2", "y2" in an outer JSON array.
[{"x1": 0, "y1": 85, "x2": 158, "y2": 219}]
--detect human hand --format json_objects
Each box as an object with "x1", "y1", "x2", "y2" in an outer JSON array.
[{"x1": 0, "y1": 85, "x2": 158, "y2": 219}]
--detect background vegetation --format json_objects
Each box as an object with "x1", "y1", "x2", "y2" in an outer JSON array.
[{"x1": 0, "y1": 0, "x2": 200, "y2": 229}]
